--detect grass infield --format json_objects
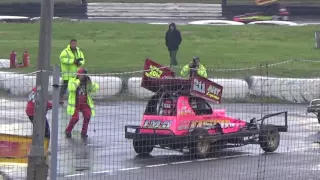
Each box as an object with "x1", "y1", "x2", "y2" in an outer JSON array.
[{"x1": 0, "y1": 21, "x2": 319, "y2": 78}]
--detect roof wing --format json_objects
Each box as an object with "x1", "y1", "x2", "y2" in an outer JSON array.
[
  {"x1": 190, "y1": 75, "x2": 223, "y2": 104},
  {"x1": 141, "y1": 59, "x2": 223, "y2": 104}
]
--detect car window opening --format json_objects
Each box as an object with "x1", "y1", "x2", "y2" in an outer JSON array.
[
  {"x1": 144, "y1": 92, "x2": 177, "y2": 116},
  {"x1": 189, "y1": 97, "x2": 212, "y2": 115}
]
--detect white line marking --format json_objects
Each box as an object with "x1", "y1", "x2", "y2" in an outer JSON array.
[
  {"x1": 312, "y1": 164, "x2": 320, "y2": 171},
  {"x1": 64, "y1": 149, "x2": 313, "y2": 178},
  {"x1": 291, "y1": 145, "x2": 320, "y2": 152},
  {"x1": 171, "y1": 161, "x2": 192, "y2": 165},
  {"x1": 118, "y1": 167, "x2": 141, "y2": 171},
  {"x1": 64, "y1": 173, "x2": 84, "y2": 177},
  {"x1": 92, "y1": 170, "x2": 113, "y2": 174},
  {"x1": 146, "y1": 164, "x2": 168, "y2": 168}
]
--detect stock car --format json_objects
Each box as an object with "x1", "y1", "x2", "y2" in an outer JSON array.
[
  {"x1": 307, "y1": 99, "x2": 320, "y2": 124},
  {"x1": 124, "y1": 59, "x2": 288, "y2": 158},
  {"x1": 233, "y1": 7, "x2": 289, "y2": 24}
]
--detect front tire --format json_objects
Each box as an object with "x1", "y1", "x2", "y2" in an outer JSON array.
[
  {"x1": 189, "y1": 128, "x2": 211, "y2": 158},
  {"x1": 317, "y1": 113, "x2": 320, "y2": 124},
  {"x1": 259, "y1": 125, "x2": 280, "y2": 152}
]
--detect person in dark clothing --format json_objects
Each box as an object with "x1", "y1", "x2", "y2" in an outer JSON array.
[{"x1": 165, "y1": 23, "x2": 182, "y2": 67}]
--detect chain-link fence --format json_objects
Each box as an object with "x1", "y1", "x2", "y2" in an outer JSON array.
[{"x1": 0, "y1": 60, "x2": 319, "y2": 180}]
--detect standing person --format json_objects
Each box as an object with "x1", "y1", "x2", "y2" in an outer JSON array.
[
  {"x1": 59, "y1": 39, "x2": 85, "y2": 104},
  {"x1": 25, "y1": 87, "x2": 52, "y2": 139},
  {"x1": 165, "y1": 23, "x2": 182, "y2": 67},
  {"x1": 65, "y1": 68, "x2": 99, "y2": 139},
  {"x1": 180, "y1": 56, "x2": 207, "y2": 78}
]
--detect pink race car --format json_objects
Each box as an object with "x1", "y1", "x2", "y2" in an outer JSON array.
[{"x1": 125, "y1": 59, "x2": 288, "y2": 158}]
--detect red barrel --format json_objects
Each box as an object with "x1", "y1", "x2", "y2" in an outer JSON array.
[
  {"x1": 23, "y1": 50, "x2": 30, "y2": 67},
  {"x1": 10, "y1": 50, "x2": 16, "y2": 68}
]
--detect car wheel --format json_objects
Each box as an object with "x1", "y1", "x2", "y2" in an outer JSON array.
[
  {"x1": 133, "y1": 139, "x2": 154, "y2": 155},
  {"x1": 189, "y1": 128, "x2": 211, "y2": 158},
  {"x1": 132, "y1": 129, "x2": 154, "y2": 155},
  {"x1": 259, "y1": 125, "x2": 280, "y2": 152}
]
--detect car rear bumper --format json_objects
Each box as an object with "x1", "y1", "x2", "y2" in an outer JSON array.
[
  {"x1": 125, "y1": 125, "x2": 191, "y2": 148},
  {"x1": 125, "y1": 125, "x2": 183, "y2": 139}
]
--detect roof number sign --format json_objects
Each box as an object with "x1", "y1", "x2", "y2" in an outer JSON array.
[
  {"x1": 193, "y1": 79, "x2": 205, "y2": 94},
  {"x1": 145, "y1": 65, "x2": 163, "y2": 78}
]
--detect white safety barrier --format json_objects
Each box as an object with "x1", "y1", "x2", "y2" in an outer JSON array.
[
  {"x1": 148, "y1": 22, "x2": 187, "y2": 25},
  {"x1": 209, "y1": 79, "x2": 249, "y2": 99},
  {"x1": 127, "y1": 77, "x2": 154, "y2": 98},
  {"x1": 128, "y1": 77, "x2": 249, "y2": 99},
  {"x1": 0, "y1": 73, "x2": 123, "y2": 97},
  {"x1": 188, "y1": 20, "x2": 244, "y2": 26},
  {"x1": 248, "y1": 20, "x2": 298, "y2": 26},
  {"x1": 0, "y1": 72, "x2": 21, "y2": 89},
  {"x1": 294, "y1": 23, "x2": 320, "y2": 26},
  {"x1": 0, "y1": 59, "x2": 10, "y2": 69},
  {"x1": 0, "y1": 16, "x2": 29, "y2": 20},
  {"x1": 89, "y1": 76, "x2": 123, "y2": 98},
  {"x1": 1, "y1": 74, "x2": 54, "y2": 96},
  {"x1": 4, "y1": 75, "x2": 60, "y2": 95},
  {"x1": 30, "y1": 17, "x2": 78, "y2": 22},
  {"x1": 250, "y1": 76, "x2": 320, "y2": 103},
  {"x1": 148, "y1": 22, "x2": 169, "y2": 25},
  {"x1": 3, "y1": 75, "x2": 36, "y2": 96},
  {"x1": 4, "y1": 72, "x2": 320, "y2": 103}
]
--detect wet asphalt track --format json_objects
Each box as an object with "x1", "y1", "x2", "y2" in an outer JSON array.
[{"x1": 0, "y1": 99, "x2": 320, "y2": 180}]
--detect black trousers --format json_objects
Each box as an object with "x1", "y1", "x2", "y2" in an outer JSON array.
[
  {"x1": 59, "y1": 80, "x2": 69, "y2": 100},
  {"x1": 28, "y1": 116, "x2": 50, "y2": 138}
]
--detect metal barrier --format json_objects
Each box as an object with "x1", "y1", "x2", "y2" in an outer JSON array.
[{"x1": 0, "y1": 60, "x2": 319, "y2": 180}]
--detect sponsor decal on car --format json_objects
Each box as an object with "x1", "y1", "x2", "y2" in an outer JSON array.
[
  {"x1": 178, "y1": 106, "x2": 194, "y2": 116},
  {"x1": 206, "y1": 85, "x2": 221, "y2": 101},
  {"x1": 142, "y1": 119, "x2": 172, "y2": 129},
  {"x1": 177, "y1": 120, "x2": 190, "y2": 130},
  {"x1": 189, "y1": 119, "x2": 236, "y2": 130}
]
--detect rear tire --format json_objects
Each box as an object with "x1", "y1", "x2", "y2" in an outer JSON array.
[
  {"x1": 317, "y1": 113, "x2": 320, "y2": 124},
  {"x1": 189, "y1": 128, "x2": 211, "y2": 158},
  {"x1": 259, "y1": 125, "x2": 280, "y2": 152},
  {"x1": 132, "y1": 129, "x2": 154, "y2": 155},
  {"x1": 133, "y1": 139, "x2": 154, "y2": 155}
]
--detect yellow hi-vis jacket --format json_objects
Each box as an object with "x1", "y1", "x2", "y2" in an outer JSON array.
[
  {"x1": 59, "y1": 45, "x2": 85, "y2": 80},
  {"x1": 67, "y1": 77, "x2": 99, "y2": 116},
  {"x1": 180, "y1": 63, "x2": 208, "y2": 78}
]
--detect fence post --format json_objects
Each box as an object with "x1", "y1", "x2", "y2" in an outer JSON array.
[
  {"x1": 50, "y1": 65, "x2": 61, "y2": 180},
  {"x1": 315, "y1": 31, "x2": 320, "y2": 49}
]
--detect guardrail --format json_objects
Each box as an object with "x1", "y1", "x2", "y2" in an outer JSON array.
[
  {"x1": 222, "y1": 4, "x2": 320, "y2": 19},
  {"x1": 86, "y1": 3, "x2": 223, "y2": 20}
]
